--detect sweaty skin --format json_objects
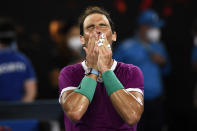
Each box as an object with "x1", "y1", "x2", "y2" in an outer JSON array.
[{"x1": 60, "y1": 13, "x2": 144, "y2": 125}]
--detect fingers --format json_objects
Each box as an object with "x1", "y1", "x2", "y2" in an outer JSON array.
[
  {"x1": 100, "y1": 33, "x2": 108, "y2": 46},
  {"x1": 85, "y1": 32, "x2": 111, "y2": 58},
  {"x1": 88, "y1": 33, "x2": 98, "y2": 53},
  {"x1": 98, "y1": 46, "x2": 103, "y2": 56},
  {"x1": 88, "y1": 35, "x2": 95, "y2": 52},
  {"x1": 83, "y1": 47, "x2": 88, "y2": 55},
  {"x1": 93, "y1": 31, "x2": 100, "y2": 41},
  {"x1": 98, "y1": 42, "x2": 111, "y2": 54},
  {"x1": 94, "y1": 44, "x2": 99, "y2": 55},
  {"x1": 97, "y1": 33, "x2": 111, "y2": 49}
]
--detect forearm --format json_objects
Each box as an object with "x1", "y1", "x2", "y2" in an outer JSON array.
[
  {"x1": 87, "y1": 73, "x2": 98, "y2": 80},
  {"x1": 155, "y1": 57, "x2": 166, "y2": 66},
  {"x1": 110, "y1": 90, "x2": 143, "y2": 126},
  {"x1": 102, "y1": 70, "x2": 143, "y2": 125},
  {"x1": 61, "y1": 91, "x2": 89, "y2": 122},
  {"x1": 61, "y1": 74, "x2": 97, "y2": 122},
  {"x1": 21, "y1": 94, "x2": 36, "y2": 102},
  {"x1": 151, "y1": 53, "x2": 166, "y2": 66}
]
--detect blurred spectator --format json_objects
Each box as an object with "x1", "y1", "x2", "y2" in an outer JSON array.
[
  {"x1": 48, "y1": 19, "x2": 83, "y2": 67},
  {"x1": 0, "y1": 126, "x2": 12, "y2": 131},
  {"x1": 47, "y1": 20, "x2": 83, "y2": 96},
  {"x1": 191, "y1": 19, "x2": 197, "y2": 108},
  {"x1": 113, "y1": 9, "x2": 170, "y2": 131},
  {"x1": 47, "y1": 19, "x2": 83, "y2": 130},
  {"x1": 0, "y1": 18, "x2": 37, "y2": 102},
  {"x1": 65, "y1": 24, "x2": 85, "y2": 62}
]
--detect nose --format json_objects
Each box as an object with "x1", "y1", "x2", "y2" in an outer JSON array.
[
  {"x1": 95, "y1": 26, "x2": 101, "y2": 34},
  {"x1": 92, "y1": 27, "x2": 102, "y2": 38},
  {"x1": 97, "y1": 31, "x2": 102, "y2": 35}
]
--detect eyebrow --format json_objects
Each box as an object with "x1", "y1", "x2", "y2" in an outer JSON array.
[
  {"x1": 86, "y1": 24, "x2": 95, "y2": 29},
  {"x1": 86, "y1": 23, "x2": 108, "y2": 28},
  {"x1": 99, "y1": 23, "x2": 107, "y2": 26}
]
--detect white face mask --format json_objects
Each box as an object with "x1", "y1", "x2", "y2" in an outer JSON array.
[
  {"x1": 146, "y1": 28, "x2": 161, "y2": 42},
  {"x1": 67, "y1": 36, "x2": 82, "y2": 51},
  {"x1": 194, "y1": 36, "x2": 197, "y2": 46}
]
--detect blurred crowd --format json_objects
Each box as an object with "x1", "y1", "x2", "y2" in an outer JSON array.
[
  {"x1": 0, "y1": 18, "x2": 84, "y2": 101},
  {"x1": 1, "y1": 1, "x2": 197, "y2": 131},
  {"x1": 0, "y1": 18, "x2": 85, "y2": 131}
]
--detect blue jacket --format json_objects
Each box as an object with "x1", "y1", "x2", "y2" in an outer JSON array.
[{"x1": 114, "y1": 37, "x2": 170, "y2": 100}]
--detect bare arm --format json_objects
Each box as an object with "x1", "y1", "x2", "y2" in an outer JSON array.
[
  {"x1": 150, "y1": 53, "x2": 166, "y2": 66},
  {"x1": 60, "y1": 90, "x2": 89, "y2": 122},
  {"x1": 21, "y1": 79, "x2": 37, "y2": 102},
  {"x1": 96, "y1": 37, "x2": 144, "y2": 126},
  {"x1": 60, "y1": 31, "x2": 100, "y2": 122},
  {"x1": 60, "y1": 74, "x2": 97, "y2": 122},
  {"x1": 110, "y1": 90, "x2": 144, "y2": 126}
]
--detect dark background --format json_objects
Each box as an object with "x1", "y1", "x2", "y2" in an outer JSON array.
[{"x1": 1, "y1": 0, "x2": 197, "y2": 130}]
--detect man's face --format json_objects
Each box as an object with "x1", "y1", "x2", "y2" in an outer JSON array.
[
  {"x1": 139, "y1": 25, "x2": 150, "y2": 39},
  {"x1": 80, "y1": 13, "x2": 116, "y2": 47},
  {"x1": 66, "y1": 26, "x2": 80, "y2": 42},
  {"x1": 139, "y1": 25, "x2": 161, "y2": 42}
]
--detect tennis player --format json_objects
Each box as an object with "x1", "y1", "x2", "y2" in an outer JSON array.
[{"x1": 58, "y1": 6, "x2": 144, "y2": 131}]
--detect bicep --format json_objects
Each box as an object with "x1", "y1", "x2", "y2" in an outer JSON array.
[
  {"x1": 22, "y1": 79, "x2": 37, "y2": 102},
  {"x1": 60, "y1": 88, "x2": 90, "y2": 121},
  {"x1": 60, "y1": 89, "x2": 89, "y2": 105},
  {"x1": 124, "y1": 66, "x2": 144, "y2": 106},
  {"x1": 128, "y1": 91, "x2": 144, "y2": 106},
  {"x1": 60, "y1": 90, "x2": 75, "y2": 104},
  {"x1": 24, "y1": 58, "x2": 36, "y2": 79}
]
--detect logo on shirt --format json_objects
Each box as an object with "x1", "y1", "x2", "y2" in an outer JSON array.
[{"x1": 0, "y1": 62, "x2": 26, "y2": 75}]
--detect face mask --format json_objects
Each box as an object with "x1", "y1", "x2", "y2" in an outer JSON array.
[
  {"x1": 146, "y1": 28, "x2": 161, "y2": 42},
  {"x1": 194, "y1": 36, "x2": 197, "y2": 46},
  {"x1": 67, "y1": 36, "x2": 82, "y2": 51}
]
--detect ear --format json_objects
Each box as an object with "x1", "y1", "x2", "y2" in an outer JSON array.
[
  {"x1": 112, "y1": 32, "x2": 117, "y2": 42},
  {"x1": 80, "y1": 35, "x2": 85, "y2": 46}
]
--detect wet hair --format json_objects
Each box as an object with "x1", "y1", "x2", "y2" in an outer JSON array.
[{"x1": 78, "y1": 6, "x2": 115, "y2": 35}]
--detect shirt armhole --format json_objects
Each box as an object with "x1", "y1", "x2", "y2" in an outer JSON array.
[
  {"x1": 126, "y1": 88, "x2": 144, "y2": 96},
  {"x1": 59, "y1": 87, "x2": 77, "y2": 103}
]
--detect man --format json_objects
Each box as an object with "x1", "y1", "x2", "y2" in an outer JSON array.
[
  {"x1": 191, "y1": 19, "x2": 197, "y2": 108},
  {"x1": 58, "y1": 6, "x2": 144, "y2": 131},
  {"x1": 0, "y1": 18, "x2": 37, "y2": 102},
  {"x1": 114, "y1": 9, "x2": 170, "y2": 131}
]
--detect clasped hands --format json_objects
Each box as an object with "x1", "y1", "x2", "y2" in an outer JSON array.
[{"x1": 83, "y1": 32, "x2": 113, "y2": 74}]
